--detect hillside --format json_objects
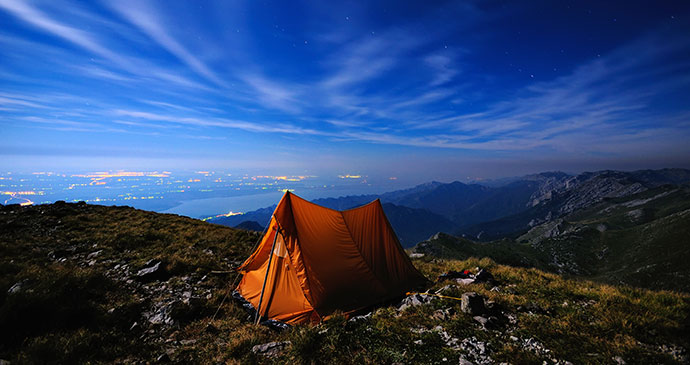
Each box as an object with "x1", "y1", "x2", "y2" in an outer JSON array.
[
  {"x1": 1, "y1": 202, "x2": 689, "y2": 363},
  {"x1": 415, "y1": 186, "x2": 690, "y2": 293},
  {"x1": 459, "y1": 169, "x2": 690, "y2": 241}
]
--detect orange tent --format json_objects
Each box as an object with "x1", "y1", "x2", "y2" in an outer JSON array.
[{"x1": 235, "y1": 191, "x2": 428, "y2": 324}]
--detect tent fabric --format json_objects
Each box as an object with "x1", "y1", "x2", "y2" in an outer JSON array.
[{"x1": 236, "y1": 192, "x2": 428, "y2": 324}]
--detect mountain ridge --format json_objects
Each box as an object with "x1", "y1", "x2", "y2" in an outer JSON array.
[{"x1": 210, "y1": 168, "x2": 690, "y2": 246}]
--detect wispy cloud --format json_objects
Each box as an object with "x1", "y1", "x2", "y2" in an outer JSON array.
[
  {"x1": 238, "y1": 73, "x2": 302, "y2": 114},
  {"x1": 0, "y1": 0, "x2": 134, "y2": 72},
  {"x1": 425, "y1": 52, "x2": 459, "y2": 86},
  {"x1": 321, "y1": 30, "x2": 423, "y2": 89},
  {"x1": 106, "y1": 0, "x2": 226, "y2": 88}
]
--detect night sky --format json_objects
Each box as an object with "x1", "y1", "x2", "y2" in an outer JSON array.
[{"x1": 1, "y1": 1, "x2": 689, "y2": 182}]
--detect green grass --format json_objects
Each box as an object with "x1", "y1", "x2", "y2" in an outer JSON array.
[{"x1": 1, "y1": 202, "x2": 689, "y2": 363}]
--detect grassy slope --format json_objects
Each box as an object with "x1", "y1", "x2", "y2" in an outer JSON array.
[
  {"x1": 1, "y1": 202, "x2": 688, "y2": 363},
  {"x1": 524, "y1": 186, "x2": 690, "y2": 291},
  {"x1": 419, "y1": 186, "x2": 690, "y2": 293}
]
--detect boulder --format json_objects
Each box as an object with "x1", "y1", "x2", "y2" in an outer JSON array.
[{"x1": 461, "y1": 292, "x2": 487, "y2": 316}]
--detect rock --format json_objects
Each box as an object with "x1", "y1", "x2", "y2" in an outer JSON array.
[
  {"x1": 409, "y1": 253, "x2": 424, "y2": 258},
  {"x1": 461, "y1": 292, "x2": 487, "y2": 316},
  {"x1": 460, "y1": 337, "x2": 493, "y2": 364},
  {"x1": 182, "y1": 291, "x2": 192, "y2": 304},
  {"x1": 410, "y1": 327, "x2": 428, "y2": 334},
  {"x1": 147, "y1": 302, "x2": 174, "y2": 325},
  {"x1": 252, "y1": 341, "x2": 291, "y2": 357},
  {"x1": 7, "y1": 281, "x2": 24, "y2": 294},
  {"x1": 658, "y1": 344, "x2": 688, "y2": 363},
  {"x1": 135, "y1": 260, "x2": 170, "y2": 282},
  {"x1": 156, "y1": 353, "x2": 170, "y2": 362},
  {"x1": 612, "y1": 356, "x2": 626, "y2": 364},
  {"x1": 398, "y1": 293, "x2": 435, "y2": 311},
  {"x1": 520, "y1": 337, "x2": 554, "y2": 359},
  {"x1": 431, "y1": 326, "x2": 460, "y2": 349},
  {"x1": 473, "y1": 316, "x2": 488, "y2": 326},
  {"x1": 472, "y1": 315, "x2": 502, "y2": 330},
  {"x1": 349, "y1": 312, "x2": 372, "y2": 322},
  {"x1": 87, "y1": 250, "x2": 102, "y2": 259},
  {"x1": 260, "y1": 319, "x2": 291, "y2": 331}
]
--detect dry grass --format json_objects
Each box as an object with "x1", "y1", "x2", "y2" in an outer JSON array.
[{"x1": 1, "y1": 203, "x2": 688, "y2": 363}]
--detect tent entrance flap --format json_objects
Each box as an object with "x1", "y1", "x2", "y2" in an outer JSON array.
[{"x1": 255, "y1": 226, "x2": 279, "y2": 324}]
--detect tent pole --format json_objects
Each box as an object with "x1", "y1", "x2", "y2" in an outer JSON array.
[{"x1": 255, "y1": 226, "x2": 279, "y2": 324}]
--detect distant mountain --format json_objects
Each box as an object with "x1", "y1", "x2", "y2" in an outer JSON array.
[
  {"x1": 210, "y1": 205, "x2": 275, "y2": 229},
  {"x1": 377, "y1": 172, "x2": 575, "y2": 228},
  {"x1": 380, "y1": 203, "x2": 455, "y2": 247},
  {"x1": 414, "y1": 185, "x2": 690, "y2": 292},
  {"x1": 388, "y1": 181, "x2": 493, "y2": 220},
  {"x1": 459, "y1": 169, "x2": 690, "y2": 240},
  {"x1": 234, "y1": 220, "x2": 264, "y2": 232}
]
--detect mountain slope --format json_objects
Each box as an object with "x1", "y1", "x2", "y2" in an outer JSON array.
[
  {"x1": 459, "y1": 169, "x2": 690, "y2": 241},
  {"x1": 380, "y1": 203, "x2": 456, "y2": 247},
  {"x1": 416, "y1": 186, "x2": 690, "y2": 292},
  {"x1": 1, "y1": 202, "x2": 688, "y2": 363}
]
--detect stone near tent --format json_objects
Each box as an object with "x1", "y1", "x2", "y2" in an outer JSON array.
[
  {"x1": 252, "y1": 341, "x2": 291, "y2": 357},
  {"x1": 398, "y1": 293, "x2": 435, "y2": 311},
  {"x1": 461, "y1": 292, "x2": 487, "y2": 315},
  {"x1": 135, "y1": 259, "x2": 170, "y2": 282},
  {"x1": 7, "y1": 281, "x2": 24, "y2": 294}
]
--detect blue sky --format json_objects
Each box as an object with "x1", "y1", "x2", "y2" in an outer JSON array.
[{"x1": 1, "y1": 0, "x2": 689, "y2": 182}]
